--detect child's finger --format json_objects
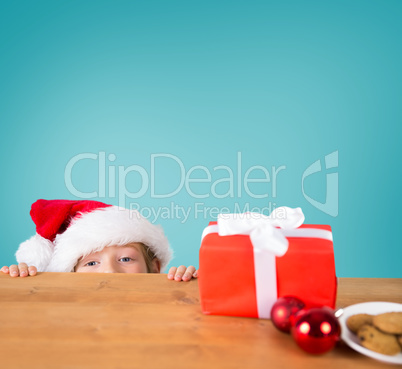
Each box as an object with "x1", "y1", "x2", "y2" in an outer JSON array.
[
  {"x1": 9, "y1": 264, "x2": 19, "y2": 277},
  {"x1": 174, "y1": 265, "x2": 187, "y2": 281},
  {"x1": 18, "y1": 263, "x2": 29, "y2": 277},
  {"x1": 28, "y1": 266, "x2": 37, "y2": 276},
  {"x1": 193, "y1": 269, "x2": 198, "y2": 278},
  {"x1": 1, "y1": 266, "x2": 10, "y2": 274},
  {"x1": 167, "y1": 266, "x2": 177, "y2": 280},
  {"x1": 182, "y1": 266, "x2": 196, "y2": 281}
]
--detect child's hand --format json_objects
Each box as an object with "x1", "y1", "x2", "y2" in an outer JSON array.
[
  {"x1": 0, "y1": 263, "x2": 37, "y2": 277},
  {"x1": 167, "y1": 265, "x2": 198, "y2": 282}
]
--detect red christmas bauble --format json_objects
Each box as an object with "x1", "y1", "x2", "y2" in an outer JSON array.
[
  {"x1": 291, "y1": 307, "x2": 341, "y2": 354},
  {"x1": 270, "y1": 296, "x2": 305, "y2": 333}
]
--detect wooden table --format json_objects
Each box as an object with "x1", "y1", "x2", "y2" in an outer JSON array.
[{"x1": 0, "y1": 273, "x2": 401, "y2": 369}]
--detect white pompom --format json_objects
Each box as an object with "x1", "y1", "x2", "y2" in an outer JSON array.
[{"x1": 15, "y1": 234, "x2": 54, "y2": 272}]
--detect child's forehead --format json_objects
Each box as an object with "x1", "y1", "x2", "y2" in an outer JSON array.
[{"x1": 81, "y1": 243, "x2": 144, "y2": 258}]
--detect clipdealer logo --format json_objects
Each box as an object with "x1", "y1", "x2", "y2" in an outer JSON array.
[
  {"x1": 64, "y1": 152, "x2": 285, "y2": 201},
  {"x1": 64, "y1": 151, "x2": 339, "y2": 221},
  {"x1": 301, "y1": 151, "x2": 339, "y2": 217}
]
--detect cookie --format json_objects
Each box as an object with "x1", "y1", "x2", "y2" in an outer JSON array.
[
  {"x1": 346, "y1": 313, "x2": 374, "y2": 333},
  {"x1": 373, "y1": 312, "x2": 402, "y2": 335},
  {"x1": 357, "y1": 324, "x2": 400, "y2": 356},
  {"x1": 398, "y1": 335, "x2": 402, "y2": 349}
]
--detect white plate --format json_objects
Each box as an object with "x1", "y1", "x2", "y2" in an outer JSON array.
[{"x1": 338, "y1": 302, "x2": 402, "y2": 365}]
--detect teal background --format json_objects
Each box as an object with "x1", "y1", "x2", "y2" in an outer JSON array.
[{"x1": 0, "y1": 0, "x2": 401, "y2": 277}]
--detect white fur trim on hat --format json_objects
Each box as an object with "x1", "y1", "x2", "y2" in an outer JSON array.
[{"x1": 16, "y1": 206, "x2": 173, "y2": 273}]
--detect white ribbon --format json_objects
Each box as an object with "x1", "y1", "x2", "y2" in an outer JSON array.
[{"x1": 217, "y1": 206, "x2": 305, "y2": 319}]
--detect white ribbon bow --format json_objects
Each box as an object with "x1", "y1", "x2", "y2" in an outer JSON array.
[{"x1": 217, "y1": 206, "x2": 305, "y2": 256}]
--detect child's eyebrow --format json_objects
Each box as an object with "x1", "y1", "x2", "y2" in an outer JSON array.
[
  {"x1": 77, "y1": 253, "x2": 98, "y2": 263},
  {"x1": 123, "y1": 243, "x2": 144, "y2": 249}
]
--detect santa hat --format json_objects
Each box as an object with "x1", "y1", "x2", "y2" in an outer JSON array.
[{"x1": 16, "y1": 199, "x2": 173, "y2": 272}]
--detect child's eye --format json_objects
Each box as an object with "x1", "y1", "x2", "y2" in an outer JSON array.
[
  {"x1": 120, "y1": 257, "x2": 133, "y2": 262},
  {"x1": 85, "y1": 261, "x2": 98, "y2": 267}
]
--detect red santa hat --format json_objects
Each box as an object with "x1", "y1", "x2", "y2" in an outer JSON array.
[{"x1": 16, "y1": 199, "x2": 173, "y2": 272}]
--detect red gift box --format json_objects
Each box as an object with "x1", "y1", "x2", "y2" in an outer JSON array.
[{"x1": 199, "y1": 220, "x2": 337, "y2": 319}]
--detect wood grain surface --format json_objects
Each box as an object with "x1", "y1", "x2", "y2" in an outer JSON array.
[{"x1": 0, "y1": 273, "x2": 401, "y2": 369}]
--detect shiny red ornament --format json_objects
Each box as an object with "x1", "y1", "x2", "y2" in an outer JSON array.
[
  {"x1": 270, "y1": 296, "x2": 305, "y2": 333},
  {"x1": 291, "y1": 307, "x2": 341, "y2": 354}
]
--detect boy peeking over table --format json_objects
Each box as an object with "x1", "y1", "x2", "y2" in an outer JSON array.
[{"x1": 1, "y1": 199, "x2": 197, "y2": 282}]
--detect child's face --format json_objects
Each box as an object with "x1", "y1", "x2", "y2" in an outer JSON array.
[{"x1": 74, "y1": 243, "x2": 157, "y2": 274}]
